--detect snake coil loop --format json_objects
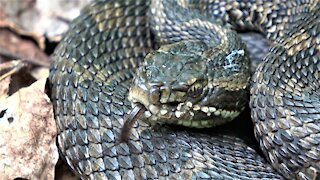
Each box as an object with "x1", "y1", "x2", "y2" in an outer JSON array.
[{"x1": 50, "y1": 0, "x2": 320, "y2": 179}]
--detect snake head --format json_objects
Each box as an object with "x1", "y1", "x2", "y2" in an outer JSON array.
[{"x1": 128, "y1": 40, "x2": 250, "y2": 128}]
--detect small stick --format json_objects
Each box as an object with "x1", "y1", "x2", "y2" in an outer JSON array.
[{"x1": 0, "y1": 60, "x2": 26, "y2": 81}]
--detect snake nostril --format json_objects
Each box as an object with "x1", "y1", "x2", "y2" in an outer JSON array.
[{"x1": 149, "y1": 86, "x2": 161, "y2": 104}]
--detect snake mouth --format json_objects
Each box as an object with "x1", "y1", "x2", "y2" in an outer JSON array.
[
  {"x1": 128, "y1": 85, "x2": 183, "y2": 124},
  {"x1": 127, "y1": 84, "x2": 241, "y2": 126}
]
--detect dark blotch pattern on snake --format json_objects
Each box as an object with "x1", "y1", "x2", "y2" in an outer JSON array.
[{"x1": 49, "y1": 0, "x2": 320, "y2": 179}]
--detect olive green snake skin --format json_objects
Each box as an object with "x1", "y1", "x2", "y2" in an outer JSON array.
[{"x1": 49, "y1": 0, "x2": 320, "y2": 179}]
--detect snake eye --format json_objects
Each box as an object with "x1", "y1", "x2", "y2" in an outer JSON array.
[{"x1": 188, "y1": 82, "x2": 203, "y2": 98}]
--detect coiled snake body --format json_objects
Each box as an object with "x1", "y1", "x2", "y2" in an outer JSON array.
[{"x1": 49, "y1": 0, "x2": 320, "y2": 179}]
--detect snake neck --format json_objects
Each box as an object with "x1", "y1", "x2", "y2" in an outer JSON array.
[{"x1": 148, "y1": 0, "x2": 230, "y2": 46}]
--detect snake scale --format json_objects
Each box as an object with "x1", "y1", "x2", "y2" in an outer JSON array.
[{"x1": 49, "y1": 0, "x2": 320, "y2": 179}]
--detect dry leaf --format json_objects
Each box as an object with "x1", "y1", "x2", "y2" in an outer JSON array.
[
  {"x1": 0, "y1": 29, "x2": 50, "y2": 67},
  {"x1": 0, "y1": 60, "x2": 25, "y2": 99},
  {"x1": 0, "y1": 78, "x2": 58, "y2": 180},
  {"x1": 0, "y1": 75, "x2": 10, "y2": 101},
  {"x1": 0, "y1": 0, "x2": 92, "y2": 43},
  {"x1": 30, "y1": 67, "x2": 49, "y2": 80},
  {"x1": 0, "y1": 60, "x2": 36, "y2": 95}
]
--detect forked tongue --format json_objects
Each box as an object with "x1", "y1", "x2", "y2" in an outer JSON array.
[{"x1": 116, "y1": 103, "x2": 146, "y2": 145}]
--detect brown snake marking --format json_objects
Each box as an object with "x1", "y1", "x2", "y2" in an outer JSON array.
[{"x1": 49, "y1": 0, "x2": 320, "y2": 179}]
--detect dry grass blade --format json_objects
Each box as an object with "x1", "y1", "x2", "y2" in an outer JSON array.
[{"x1": 0, "y1": 60, "x2": 26, "y2": 81}]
